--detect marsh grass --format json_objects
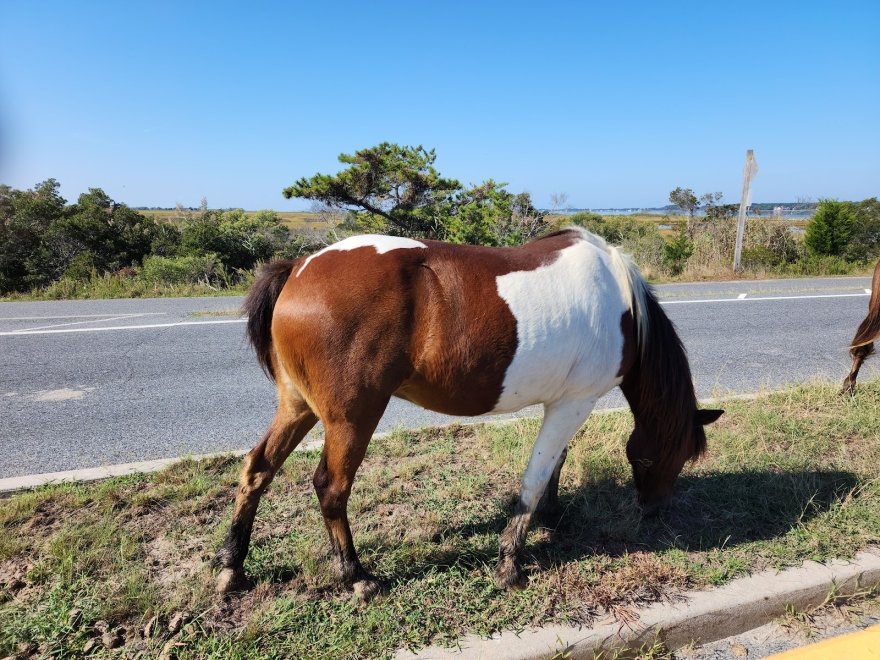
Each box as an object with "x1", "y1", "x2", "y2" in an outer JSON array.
[
  {"x1": 1, "y1": 382, "x2": 878, "y2": 658},
  {"x1": 0, "y1": 273, "x2": 253, "y2": 301},
  {"x1": 139, "y1": 210, "x2": 325, "y2": 231}
]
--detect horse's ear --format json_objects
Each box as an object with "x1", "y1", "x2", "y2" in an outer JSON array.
[{"x1": 695, "y1": 408, "x2": 724, "y2": 425}]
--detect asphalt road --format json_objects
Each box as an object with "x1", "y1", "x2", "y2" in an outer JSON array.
[{"x1": 1, "y1": 276, "x2": 876, "y2": 479}]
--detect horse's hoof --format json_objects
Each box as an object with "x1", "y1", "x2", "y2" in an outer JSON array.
[
  {"x1": 216, "y1": 567, "x2": 251, "y2": 595},
  {"x1": 494, "y1": 558, "x2": 528, "y2": 591},
  {"x1": 352, "y1": 578, "x2": 381, "y2": 601},
  {"x1": 840, "y1": 382, "x2": 856, "y2": 397}
]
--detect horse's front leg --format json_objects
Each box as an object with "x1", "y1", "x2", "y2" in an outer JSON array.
[{"x1": 495, "y1": 397, "x2": 596, "y2": 590}]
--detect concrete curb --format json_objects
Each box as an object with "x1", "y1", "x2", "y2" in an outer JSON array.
[
  {"x1": 0, "y1": 451, "x2": 244, "y2": 494},
  {"x1": 398, "y1": 550, "x2": 880, "y2": 659},
  {"x1": 0, "y1": 438, "x2": 324, "y2": 495}
]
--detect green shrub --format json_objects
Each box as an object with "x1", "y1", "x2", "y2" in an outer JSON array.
[
  {"x1": 567, "y1": 212, "x2": 651, "y2": 244},
  {"x1": 845, "y1": 198, "x2": 880, "y2": 262},
  {"x1": 141, "y1": 254, "x2": 227, "y2": 286},
  {"x1": 662, "y1": 229, "x2": 694, "y2": 275},
  {"x1": 775, "y1": 254, "x2": 859, "y2": 276},
  {"x1": 804, "y1": 200, "x2": 855, "y2": 256},
  {"x1": 61, "y1": 252, "x2": 99, "y2": 281}
]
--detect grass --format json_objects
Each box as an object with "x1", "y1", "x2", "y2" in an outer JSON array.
[
  {"x1": 0, "y1": 272, "x2": 253, "y2": 301},
  {"x1": 779, "y1": 583, "x2": 880, "y2": 638},
  {"x1": 1, "y1": 381, "x2": 879, "y2": 658},
  {"x1": 139, "y1": 210, "x2": 325, "y2": 230}
]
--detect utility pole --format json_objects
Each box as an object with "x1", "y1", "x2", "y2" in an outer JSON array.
[{"x1": 733, "y1": 149, "x2": 759, "y2": 272}]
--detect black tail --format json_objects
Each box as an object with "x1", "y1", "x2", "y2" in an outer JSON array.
[{"x1": 243, "y1": 260, "x2": 296, "y2": 380}]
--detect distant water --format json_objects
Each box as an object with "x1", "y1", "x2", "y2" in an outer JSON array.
[{"x1": 556, "y1": 207, "x2": 815, "y2": 219}]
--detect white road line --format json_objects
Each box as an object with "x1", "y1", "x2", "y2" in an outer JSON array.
[
  {"x1": 659, "y1": 292, "x2": 869, "y2": 305},
  {"x1": 0, "y1": 312, "x2": 167, "y2": 321},
  {"x1": 11, "y1": 313, "x2": 164, "y2": 333},
  {"x1": 737, "y1": 293, "x2": 747, "y2": 299},
  {"x1": 0, "y1": 319, "x2": 246, "y2": 336},
  {"x1": 0, "y1": 292, "x2": 871, "y2": 336}
]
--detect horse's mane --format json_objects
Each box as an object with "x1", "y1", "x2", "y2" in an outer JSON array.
[
  {"x1": 555, "y1": 225, "x2": 704, "y2": 465},
  {"x1": 548, "y1": 226, "x2": 650, "y2": 351},
  {"x1": 629, "y1": 287, "x2": 704, "y2": 462}
]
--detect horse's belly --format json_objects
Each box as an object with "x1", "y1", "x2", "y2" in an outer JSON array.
[
  {"x1": 491, "y1": 348, "x2": 621, "y2": 413},
  {"x1": 394, "y1": 370, "x2": 504, "y2": 417}
]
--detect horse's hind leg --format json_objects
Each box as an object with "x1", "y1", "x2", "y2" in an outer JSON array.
[
  {"x1": 841, "y1": 342, "x2": 874, "y2": 396},
  {"x1": 496, "y1": 397, "x2": 596, "y2": 590},
  {"x1": 215, "y1": 395, "x2": 318, "y2": 593},
  {"x1": 313, "y1": 399, "x2": 388, "y2": 600}
]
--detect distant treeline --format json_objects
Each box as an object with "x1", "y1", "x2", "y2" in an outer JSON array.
[
  {"x1": 0, "y1": 179, "x2": 323, "y2": 296},
  {"x1": 1, "y1": 174, "x2": 878, "y2": 299}
]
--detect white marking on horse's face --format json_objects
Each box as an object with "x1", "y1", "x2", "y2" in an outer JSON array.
[
  {"x1": 296, "y1": 235, "x2": 427, "y2": 276},
  {"x1": 492, "y1": 239, "x2": 630, "y2": 413}
]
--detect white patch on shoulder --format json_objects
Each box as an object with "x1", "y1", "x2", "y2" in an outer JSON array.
[
  {"x1": 296, "y1": 235, "x2": 427, "y2": 276},
  {"x1": 492, "y1": 240, "x2": 631, "y2": 413}
]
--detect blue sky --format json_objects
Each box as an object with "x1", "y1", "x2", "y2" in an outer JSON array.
[{"x1": 2, "y1": 1, "x2": 878, "y2": 210}]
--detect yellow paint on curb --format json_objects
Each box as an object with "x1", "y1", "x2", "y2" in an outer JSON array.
[{"x1": 766, "y1": 624, "x2": 880, "y2": 659}]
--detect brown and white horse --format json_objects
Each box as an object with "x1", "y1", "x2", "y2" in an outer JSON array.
[
  {"x1": 214, "y1": 227, "x2": 723, "y2": 598},
  {"x1": 841, "y1": 259, "x2": 880, "y2": 395}
]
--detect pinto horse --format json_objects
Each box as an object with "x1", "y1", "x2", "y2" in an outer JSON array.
[
  {"x1": 841, "y1": 259, "x2": 880, "y2": 395},
  {"x1": 214, "y1": 227, "x2": 723, "y2": 598}
]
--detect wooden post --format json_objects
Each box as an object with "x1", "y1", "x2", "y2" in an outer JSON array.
[{"x1": 733, "y1": 149, "x2": 758, "y2": 273}]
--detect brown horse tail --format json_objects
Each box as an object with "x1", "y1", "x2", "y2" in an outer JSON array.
[
  {"x1": 850, "y1": 300, "x2": 880, "y2": 350},
  {"x1": 243, "y1": 260, "x2": 296, "y2": 380},
  {"x1": 851, "y1": 262, "x2": 880, "y2": 350}
]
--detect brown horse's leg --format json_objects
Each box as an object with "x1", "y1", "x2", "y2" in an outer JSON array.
[
  {"x1": 215, "y1": 396, "x2": 318, "y2": 593},
  {"x1": 313, "y1": 403, "x2": 387, "y2": 601},
  {"x1": 535, "y1": 447, "x2": 568, "y2": 520},
  {"x1": 841, "y1": 342, "x2": 874, "y2": 396}
]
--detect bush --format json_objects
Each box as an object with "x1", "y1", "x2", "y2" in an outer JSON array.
[
  {"x1": 141, "y1": 254, "x2": 228, "y2": 286},
  {"x1": 775, "y1": 254, "x2": 860, "y2": 276},
  {"x1": 845, "y1": 198, "x2": 880, "y2": 262},
  {"x1": 566, "y1": 212, "x2": 652, "y2": 244},
  {"x1": 178, "y1": 209, "x2": 290, "y2": 271},
  {"x1": 804, "y1": 200, "x2": 855, "y2": 256},
  {"x1": 61, "y1": 252, "x2": 99, "y2": 281},
  {"x1": 662, "y1": 229, "x2": 694, "y2": 275}
]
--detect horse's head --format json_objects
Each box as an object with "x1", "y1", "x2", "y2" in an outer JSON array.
[{"x1": 626, "y1": 408, "x2": 723, "y2": 513}]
